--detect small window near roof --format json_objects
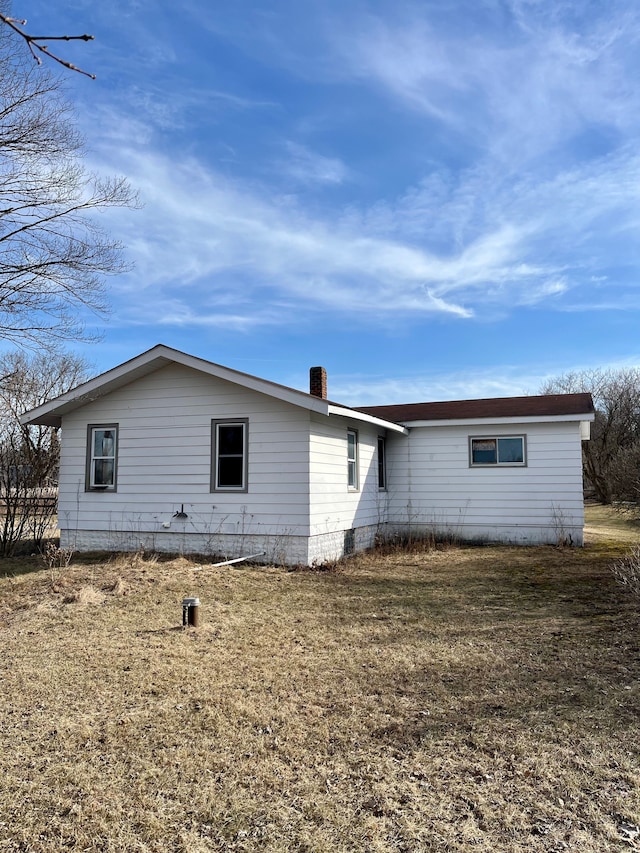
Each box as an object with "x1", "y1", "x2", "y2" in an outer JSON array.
[
  {"x1": 87, "y1": 425, "x2": 118, "y2": 490},
  {"x1": 470, "y1": 435, "x2": 525, "y2": 466}
]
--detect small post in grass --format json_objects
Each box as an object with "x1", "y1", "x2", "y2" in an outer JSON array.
[{"x1": 182, "y1": 597, "x2": 200, "y2": 628}]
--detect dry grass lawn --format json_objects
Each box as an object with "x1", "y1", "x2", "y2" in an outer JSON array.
[{"x1": 0, "y1": 506, "x2": 639, "y2": 852}]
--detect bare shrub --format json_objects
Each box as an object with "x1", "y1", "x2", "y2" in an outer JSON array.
[
  {"x1": 611, "y1": 545, "x2": 640, "y2": 600},
  {"x1": 41, "y1": 541, "x2": 75, "y2": 588}
]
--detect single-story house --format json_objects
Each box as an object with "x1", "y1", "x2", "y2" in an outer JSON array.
[{"x1": 21, "y1": 345, "x2": 595, "y2": 564}]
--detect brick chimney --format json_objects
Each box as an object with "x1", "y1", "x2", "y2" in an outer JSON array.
[{"x1": 309, "y1": 366, "x2": 327, "y2": 399}]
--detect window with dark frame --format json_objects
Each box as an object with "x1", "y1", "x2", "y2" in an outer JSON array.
[
  {"x1": 87, "y1": 424, "x2": 118, "y2": 490},
  {"x1": 212, "y1": 420, "x2": 248, "y2": 491},
  {"x1": 377, "y1": 436, "x2": 386, "y2": 489},
  {"x1": 347, "y1": 429, "x2": 358, "y2": 489},
  {"x1": 470, "y1": 435, "x2": 526, "y2": 466}
]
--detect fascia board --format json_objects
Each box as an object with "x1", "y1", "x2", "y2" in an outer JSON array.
[
  {"x1": 328, "y1": 404, "x2": 409, "y2": 434},
  {"x1": 401, "y1": 412, "x2": 596, "y2": 428}
]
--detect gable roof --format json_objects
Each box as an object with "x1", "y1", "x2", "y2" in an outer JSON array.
[
  {"x1": 357, "y1": 393, "x2": 595, "y2": 425},
  {"x1": 20, "y1": 343, "x2": 595, "y2": 433},
  {"x1": 20, "y1": 344, "x2": 407, "y2": 433}
]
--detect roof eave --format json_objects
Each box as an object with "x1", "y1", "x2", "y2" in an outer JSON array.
[
  {"x1": 399, "y1": 412, "x2": 596, "y2": 428},
  {"x1": 20, "y1": 344, "x2": 330, "y2": 426},
  {"x1": 327, "y1": 404, "x2": 409, "y2": 434}
]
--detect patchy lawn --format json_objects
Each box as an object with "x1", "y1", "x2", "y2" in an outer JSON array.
[{"x1": 0, "y1": 508, "x2": 638, "y2": 852}]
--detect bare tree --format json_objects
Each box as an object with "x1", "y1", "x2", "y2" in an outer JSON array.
[
  {"x1": 0, "y1": 348, "x2": 90, "y2": 555},
  {"x1": 540, "y1": 369, "x2": 640, "y2": 504},
  {"x1": 0, "y1": 35, "x2": 137, "y2": 349}
]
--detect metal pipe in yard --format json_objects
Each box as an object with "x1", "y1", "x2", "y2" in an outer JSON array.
[{"x1": 182, "y1": 597, "x2": 200, "y2": 628}]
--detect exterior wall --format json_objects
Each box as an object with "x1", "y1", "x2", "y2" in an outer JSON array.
[
  {"x1": 59, "y1": 363, "x2": 313, "y2": 560},
  {"x1": 385, "y1": 420, "x2": 586, "y2": 545},
  {"x1": 57, "y1": 362, "x2": 588, "y2": 563},
  {"x1": 307, "y1": 413, "x2": 387, "y2": 563}
]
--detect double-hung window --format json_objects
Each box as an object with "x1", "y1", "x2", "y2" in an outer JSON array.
[
  {"x1": 212, "y1": 419, "x2": 248, "y2": 491},
  {"x1": 347, "y1": 429, "x2": 359, "y2": 490},
  {"x1": 87, "y1": 424, "x2": 118, "y2": 490},
  {"x1": 470, "y1": 435, "x2": 526, "y2": 466}
]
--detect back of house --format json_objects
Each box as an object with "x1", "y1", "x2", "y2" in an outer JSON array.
[{"x1": 21, "y1": 345, "x2": 595, "y2": 564}]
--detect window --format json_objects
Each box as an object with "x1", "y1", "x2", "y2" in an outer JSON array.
[
  {"x1": 212, "y1": 419, "x2": 248, "y2": 491},
  {"x1": 470, "y1": 435, "x2": 526, "y2": 466},
  {"x1": 347, "y1": 429, "x2": 358, "y2": 489},
  {"x1": 87, "y1": 424, "x2": 118, "y2": 490},
  {"x1": 377, "y1": 436, "x2": 387, "y2": 489}
]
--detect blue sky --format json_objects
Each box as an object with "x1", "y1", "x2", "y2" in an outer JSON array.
[{"x1": 17, "y1": 0, "x2": 640, "y2": 404}]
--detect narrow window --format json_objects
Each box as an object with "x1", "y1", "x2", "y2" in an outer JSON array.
[
  {"x1": 347, "y1": 429, "x2": 358, "y2": 489},
  {"x1": 377, "y1": 436, "x2": 387, "y2": 489},
  {"x1": 470, "y1": 435, "x2": 526, "y2": 466},
  {"x1": 212, "y1": 420, "x2": 248, "y2": 491},
  {"x1": 87, "y1": 424, "x2": 118, "y2": 491}
]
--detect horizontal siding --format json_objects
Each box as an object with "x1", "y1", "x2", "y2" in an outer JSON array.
[
  {"x1": 309, "y1": 413, "x2": 385, "y2": 535},
  {"x1": 58, "y1": 358, "x2": 588, "y2": 554},
  {"x1": 385, "y1": 420, "x2": 585, "y2": 542},
  {"x1": 59, "y1": 362, "x2": 312, "y2": 539}
]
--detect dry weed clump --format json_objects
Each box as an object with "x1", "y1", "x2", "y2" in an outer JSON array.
[
  {"x1": 611, "y1": 544, "x2": 640, "y2": 600},
  {"x1": 0, "y1": 508, "x2": 638, "y2": 852},
  {"x1": 63, "y1": 585, "x2": 106, "y2": 606}
]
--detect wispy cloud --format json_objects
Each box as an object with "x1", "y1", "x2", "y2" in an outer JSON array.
[
  {"x1": 87, "y1": 111, "x2": 640, "y2": 331},
  {"x1": 278, "y1": 142, "x2": 349, "y2": 186},
  {"x1": 331, "y1": 366, "x2": 559, "y2": 406},
  {"x1": 48, "y1": 0, "x2": 640, "y2": 387}
]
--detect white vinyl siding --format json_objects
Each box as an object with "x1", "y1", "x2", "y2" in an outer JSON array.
[
  {"x1": 309, "y1": 415, "x2": 384, "y2": 538},
  {"x1": 58, "y1": 363, "x2": 312, "y2": 543},
  {"x1": 386, "y1": 420, "x2": 586, "y2": 545},
  {"x1": 54, "y1": 355, "x2": 590, "y2": 561}
]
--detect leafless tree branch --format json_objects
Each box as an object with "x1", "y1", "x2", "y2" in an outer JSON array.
[
  {"x1": 0, "y1": 13, "x2": 95, "y2": 79},
  {"x1": 0, "y1": 45, "x2": 139, "y2": 349}
]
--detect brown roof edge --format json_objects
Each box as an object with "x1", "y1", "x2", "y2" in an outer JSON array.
[{"x1": 355, "y1": 392, "x2": 595, "y2": 424}]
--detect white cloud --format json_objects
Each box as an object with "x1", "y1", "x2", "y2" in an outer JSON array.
[
  {"x1": 72, "y1": 0, "x2": 640, "y2": 340},
  {"x1": 87, "y1": 115, "x2": 640, "y2": 330},
  {"x1": 278, "y1": 142, "x2": 349, "y2": 186}
]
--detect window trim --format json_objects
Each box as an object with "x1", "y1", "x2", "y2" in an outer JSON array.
[
  {"x1": 347, "y1": 428, "x2": 359, "y2": 490},
  {"x1": 211, "y1": 418, "x2": 249, "y2": 492},
  {"x1": 86, "y1": 423, "x2": 118, "y2": 492},
  {"x1": 377, "y1": 435, "x2": 387, "y2": 490},
  {"x1": 469, "y1": 434, "x2": 527, "y2": 467}
]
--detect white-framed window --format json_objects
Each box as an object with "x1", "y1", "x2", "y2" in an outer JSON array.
[
  {"x1": 470, "y1": 435, "x2": 526, "y2": 466},
  {"x1": 212, "y1": 419, "x2": 248, "y2": 491},
  {"x1": 347, "y1": 429, "x2": 359, "y2": 489},
  {"x1": 86, "y1": 424, "x2": 118, "y2": 491},
  {"x1": 377, "y1": 436, "x2": 387, "y2": 490}
]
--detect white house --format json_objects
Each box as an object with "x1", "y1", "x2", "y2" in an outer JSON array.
[{"x1": 21, "y1": 345, "x2": 595, "y2": 564}]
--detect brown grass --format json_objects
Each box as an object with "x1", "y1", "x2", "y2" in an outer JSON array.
[{"x1": 0, "y1": 506, "x2": 638, "y2": 851}]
